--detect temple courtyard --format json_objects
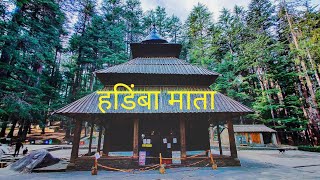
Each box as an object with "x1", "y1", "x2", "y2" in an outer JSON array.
[{"x1": 0, "y1": 148, "x2": 319, "y2": 179}]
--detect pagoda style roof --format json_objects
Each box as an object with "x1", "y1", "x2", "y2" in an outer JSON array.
[
  {"x1": 130, "y1": 25, "x2": 181, "y2": 58},
  {"x1": 96, "y1": 57, "x2": 218, "y2": 75},
  {"x1": 95, "y1": 57, "x2": 219, "y2": 86},
  {"x1": 130, "y1": 43, "x2": 182, "y2": 58},
  {"x1": 54, "y1": 26, "x2": 255, "y2": 119},
  {"x1": 54, "y1": 87, "x2": 253, "y2": 116}
]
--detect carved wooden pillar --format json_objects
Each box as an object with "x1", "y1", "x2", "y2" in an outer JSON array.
[
  {"x1": 227, "y1": 119, "x2": 238, "y2": 158},
  {"x1": 103, "y1": 122, "x2": 111, "y2": 156},
  {"x1": 216, "y1": 121, "x2": 223, "y2": 155},
  {"x1": 180, "y1": 116, "x2": 186, "y2": 158},
  {"x1": 97, "y1": 125, "x2": 103, "y2": 153},
  {"x1": 133, "y1": 118, "x2": 139, "y2": 159},
  {"x1": 88, "y1": 122, "x2": 94, "y2": 154},
  {"x1": 70, "y1": 119, "x2": 82, "y2": 163}
]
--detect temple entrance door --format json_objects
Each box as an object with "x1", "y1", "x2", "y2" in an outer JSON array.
[
  {"x1": 139, "y1": 116, "x2": 180, "y2": 165},
  {"x1": 159, "y1": 133, "x2": 180, "y2": 164}
]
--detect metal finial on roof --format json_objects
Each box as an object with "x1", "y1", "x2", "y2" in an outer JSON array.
[
  {"x1": 142, "y1": 24, "x2": 168, "y2": 43},
  {"x1": 152, "y1": 23, "x2": 156, "y2": 31}
]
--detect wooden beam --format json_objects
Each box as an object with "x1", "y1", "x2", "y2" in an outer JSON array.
[
  {"x1": 88, "y1": 122, "x2": 94, "y2": 154},
  {"x1": 227, "y1": 119, "x2": 238, "y2": 158},
  {"x1": 133, "y1": 118, "x2": 139, "y2": 159},
  {"x1": 70, "y1": 119, "x2": 82, "y2": 163},
  {"x1": 216, "y1": 121, "x2": 223, "y2": 155},
  {"x1": 180, "y1": 116, "x2": 186, "y2": 158},
  {"x1": 97, "y1": 125, "x2": 103, "y2": 153}
]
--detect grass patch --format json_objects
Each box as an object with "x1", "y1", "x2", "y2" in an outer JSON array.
[{"x1": 298, "y1": 146, "x2": 320, "y2": 152}]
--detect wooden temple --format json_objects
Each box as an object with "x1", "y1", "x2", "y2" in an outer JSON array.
[{"x1": 54, "y1": 26, "x2": 253, "y2": 170}]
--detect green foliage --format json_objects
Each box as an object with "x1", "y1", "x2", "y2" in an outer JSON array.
[
  {"x1": 1, "y1": 0, "x2": 320, "y2": 145},
  {"x1": 185, "y1": 3, "x2": 213, "y2": 67},
  {"x1": 0, "y1": 0, "x2": 65, "y2": 131},
  {"x1": 184, "y1": 0, "x2": 319, "y2": 140},
  {"x1": 142, "y1": 6, "x2": 183, "y2": 43},
  {"x1": 298, "y1": 145, "x2": 320, "y2": 152}
]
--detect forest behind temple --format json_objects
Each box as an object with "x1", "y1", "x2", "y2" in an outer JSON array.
[{"x1": 1, "y1": 0, "x2": 320, "y2": 146}]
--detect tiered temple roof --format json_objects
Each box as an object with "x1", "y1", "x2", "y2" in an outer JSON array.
[{"x1": 55, "y1": 26, "x2": 253, "y2": 117}]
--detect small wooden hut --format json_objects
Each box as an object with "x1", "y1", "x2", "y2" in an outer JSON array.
[
  {"x1": 54, "y1": 27, "x2": 253, "y2": 170},
  {"x1": 221, "y1": 124, "x2": 278, "y2": 146}
]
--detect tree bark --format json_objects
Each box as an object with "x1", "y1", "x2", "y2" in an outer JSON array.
[
  {"x1": 41, "y1": 126, "x2": 45, "y2": 134},
  {"x1": 294, "y1": 82, "x2": 309, "y2": 118},
  {"x1": 28, "y1": 124, "x2": 32, "y2": 134},
  {"x1": 0, "y1": 120, "x2": 8, "y2": 137},
  {"x1": 255, "y1": 66, "x2": 276, "y2": 121},
  {"x1": 306, "y1": 47, "x2": 320, "y2": 87},
  {"x1": 22, "y1": 121, "x2": 30, "y2": 140},
  {"x1": 282, "y1": 1, "x2": 320, "y2": 145},
  {"x1": 65, "y1": 120, "x2": 71, "y2": 140},
  {"x1": 70, "y1": 120, "x2": 82, "y2": 163},
  {"x1": 274, "y1": 81, "x2": 288, "y2": 116},
  {"x1": 18, "y1": 120, "x2": 24, "y2": 137},
  {"x1": 7, "y1": 117, "x2": 17, "y2": 138},
  {"x1": 283, "y1": 0, "x2": 319, "y2": 109}
]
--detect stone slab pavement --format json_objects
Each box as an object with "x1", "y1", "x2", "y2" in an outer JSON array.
[{"x1": 0, "y1": 149, "x2": 319, "y2": 179}]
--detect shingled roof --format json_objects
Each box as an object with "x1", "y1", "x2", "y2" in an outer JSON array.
[
  {"x1": 54, "y1": 26, "x2": 254, "y2": 118},
  {"x1": 233, "y1": 125, "x2": 276, "y2": 133},
  {"x1": 95, "y1": 57, "x2": 219, "y2": 76},
  {"x1": 54, "y1": 87, "x2": 253, "y2": 115}
]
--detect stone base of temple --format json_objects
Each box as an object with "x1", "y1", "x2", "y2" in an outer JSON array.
[{"x1": 67, "y1": 155, "x2": 240, "y2": 171}]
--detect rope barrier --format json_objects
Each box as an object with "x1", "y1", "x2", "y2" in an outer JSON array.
[
  {"x1": 138, "y1": 164, "x2": 160, "y2": 171},
  {"x1": 92, "y1": 150, "x2": 217, "y2": 175},
  {"x1": 137, "y1": 164, "x2": 160, "y2": 173},
  {"x1": 185, "y1": 158, "x2": 209, "y2": 167},
  {"x1": 98, "y1": 164, "x2": 133, "y2": 172}
]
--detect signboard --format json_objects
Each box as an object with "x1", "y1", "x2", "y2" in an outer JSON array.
[
  {"x1": 142, "y1": 144, "x2": 152, "y2": 148},
  {"x1": 139, "y1": 151, "x2": 146, "y2": 166},
  {"x1": 163, "y1": 138, "x2": 167, "y2": 143},
  {"x1": 173, "y1": 138, "x2": 177, "y2": 144},
  {"x1": 172, "y1": 151, "x2": 181, "y2": 164},
  {"x1": 95, "y1": 152, "x2": 101, "y2": 159}
]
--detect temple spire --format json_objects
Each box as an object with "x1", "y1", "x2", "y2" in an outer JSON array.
[{"x1": 142, "y1": 24, "x2": 168, "y2": 43}]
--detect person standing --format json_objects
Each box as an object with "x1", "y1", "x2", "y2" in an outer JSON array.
[{"x1": 14, "y1": 139, "x2": 23, "y2": 157}]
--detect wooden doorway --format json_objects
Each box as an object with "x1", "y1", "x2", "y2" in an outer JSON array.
[{"x1": 139, "y1": 115, "x2": 180, "y2": 164}]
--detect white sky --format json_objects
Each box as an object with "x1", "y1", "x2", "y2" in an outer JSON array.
[{"x1": 140, "y1": 0, "x2": 320, "y2": 22}]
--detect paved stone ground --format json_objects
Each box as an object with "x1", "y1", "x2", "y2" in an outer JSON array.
[{"x1": 1, "y1": 149, "x2": 319, "y2": 179}]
